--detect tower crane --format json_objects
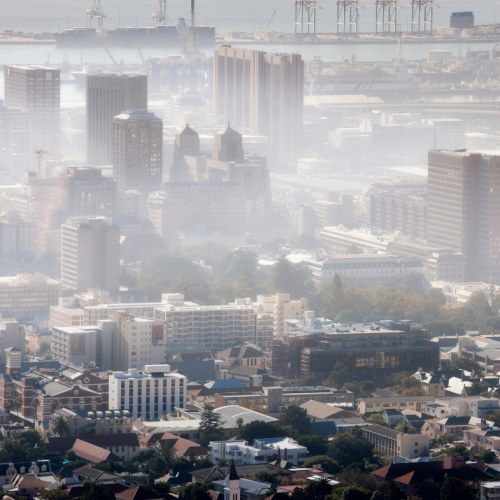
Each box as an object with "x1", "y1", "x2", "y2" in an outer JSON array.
[
  {"x1": 34, "y1": 149, "x2": 65, "y2": 248},
  {"x1": 104, "y1": 48, "x2": 123, "y2": 72},
  {"x1": 87, "y1": 0, "x2": 106, "y2": 35},
  {"x1": 136, "y1": 44, "x2": 147, "y2": 71},
  {"x1": 266, "y1": 10, "x2": 277, "y2": 32},
  {"x1": 153, "y1": 0, "x2": 168, "y2": 28}
]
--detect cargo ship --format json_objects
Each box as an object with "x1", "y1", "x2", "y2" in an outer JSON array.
[{"x1": 54, "y1": 18, "x2": 215, "y2": 48}]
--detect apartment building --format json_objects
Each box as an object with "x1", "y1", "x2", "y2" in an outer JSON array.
[
  {"x1": 0, "y1": 321, "x2": 25, "y2": 364},
  {"x1": 83, "y1": 301, "x2": 162, "y2": 326},
  {"x1": 0, "y1": 211, "x2": 35, "y2": 256},
  {"x1": 0, "y1": 273, "x2": 61, "y2": 320},
  {"x1": 111, "y1": 311, "x2": 167, "y2": 371},
  {"x1": 109, "y1": 365, "x2": 187, "y2": 421},
  {"x1": 61, "y1": 216, "x2": 120, "y2": 292},
  {"x1": 357, "y1": 396, "x2": 436, "y2": 415},
  {"x1": 363, "y1": 424, "x2": 429, "y2": 459},
  {"x1": 4, "y1": 65, "x2": 60, "y2": 164},
  {"x1": 303, "y1": 254, "x2": 425, "y2": 290},
  {"x1": 113, "y1": 110, "x2": 163, "y2": 194},
  {"x1": 49, "y1": 298, "x2": 84, "y2": 329},
  {"x1": 426, "y1": 251, "x2": 465, "y2": 282}
]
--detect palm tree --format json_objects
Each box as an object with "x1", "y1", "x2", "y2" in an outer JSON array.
[
  {"x1": 50, "y1": 415, "x2": 70, "y2": 437},
  {"x1": 32, "y1": 398, "x2": 40, "y2": 418},
  {"x1": 4, "y1": 399, "x2": 13, "y2": 414},
  {"x1": 50, "y1": 399, "x2": 59, "y2": 413},
  {"x1": 12, "y1": 397, "x2": 22, "y2": 413}
]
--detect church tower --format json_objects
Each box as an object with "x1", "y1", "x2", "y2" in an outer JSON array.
[
  {"x1": 224, "y1": 460, "x2": 240, "y2": 500},
  {"x1": 213, "y1": 123, "x2": 244, "y2": 162}
]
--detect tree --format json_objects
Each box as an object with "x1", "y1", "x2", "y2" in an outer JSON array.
[
  {"x1": 346, "y1": 244, "x2": 362, "y2": 255},
  {"x1": 31, "y1": 398, "x2": 40, "y2": 417},
  {"x1": 436, "y1": 433, "x2": 455, "y2": 445},
  {"x1": 17, "y1": 429, "x2": 42, "y2": 447},
  {"x1": 448, "y1": 358, "x2": 483, "y2": 377},
  {"x1": 198, "y1": 404, "x2": 224, "y2": 446},
  {"x1": 11, "y1": 397, "x2": 22, "y2": 414},
  {"x1": 366, "y1": 414, "x2": 386, "y2": 426},
  {"x1": 350, "y1": 426, "x2": 364, "y2": 438},
  {"x1": 418, "y1": 478, "x2": 439, "y2": 500},
  {"x1": 379, "y1": 481, "x2": 406, "y2": 500},
  {"x1": 148, "y1": 455, "x2": 168, "y2": 480},
  {"x1": 294, "y1": 435, "x2": 329, "y2": 456},
  {"x1": 327, "y1": 434, "x2": 374, "y2": 467},
  {"x1": 425, "y1": 288, "x2": 447, "y2": 306},
  {"x1": 71, "y1": 404, "x2": 81, "y2": 411},
  {"x1": 301, "y1": 455, "x2": 341, "y2": 474},
  {"x1": 325, "y1": 362, "x2": 351, "y2": 388},
  {"x1": 50, "y1": 399, "x2": 59, "y2": 413},
  {"x1": 341, "y1": 486, "x2": 371, "y2": 500},
  {"x1": 279, "y1": 406, "x2": 311, "y2": 435},
  {"x1": 405, "y1": 272, "x2": 426, "y2": 295},
  {"x1": 234, "y1": 421, "x2": 284, "y2": 446},
  {"x1": 177, "y1": 479, "x2": 214, "y2": 500},
  {"x1": 271, "y1": 257, "x2": 315, "y2": 299},
  {"x1": 236, "y1": 417, "x2": 244, "y2": 429},
  {"x1": 81, "y1": 482, "x2": 116, "y2": 500},
  {"x1": 50, "y1": 415, "x2": 70, "y2": 437},
  {"x1": 304, "y1": 478, "x2": 334, "y2": 500},
  {"x1": 468, "y1": 290, "x2": 490, "y2": 315},
  {"x1": 38, "y1": 490, "x2": 72, "y2": 500},
  {"x1": 394, "y1": 421, "x2": 417, "y2": 434},
  {"x1": 0, "y1": 438, "x2": 29, "y2": 462},
  {"x1": 387, "y1": 371, "x2": 426, "y2": 396},
  {"x1": 440, "y1": 477, "x2": 473, "y2": 500}
]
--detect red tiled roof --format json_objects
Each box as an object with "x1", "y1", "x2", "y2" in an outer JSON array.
[
  {"x1": 395, "y1": 471, "x2": 415, "y2": 485},
  {"x1": 371, "y1": 465, "x2": 391, "y2": 478},
  {"x1": 116, "y1": 485, "x2": 164, "y2": 500},
  {"x1": 44, "y1": 433, "x2": 139, "y2": 455},
  {"x1": 71, "y1": 439, "x2": 122, "y2": 463},
  {"x1": 159, "y1": 433, "x2": 208, "y2": 457},
  {"x1": 138, "y1": 433, "x2": 164, "y2": 445}
]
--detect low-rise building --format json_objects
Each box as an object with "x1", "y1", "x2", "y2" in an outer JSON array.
[
  {"x1": 463, "y1": 421, "x2": 500, "y2": 455},
  {"x1": 363, "y1": 424, "x2": 429, "y2": 458},
  {"x1": 383, "y1": 409, "x2": 404, "y2": 426},
  {"x1": 426, "y1": 252, "x2": 465, "y2": 282},
  {"x1": 412, "y1": 369, "x2": 465, "y2": 397},
  {"x1": 209, "y1": 437, "x2": 308, "y2": 466},
  {"x1": 49, "y1": 298, "x2": 84, "y2": 329},
  {"x1": 358, "y1": 396, "x2": 436, "y2": 415},
  {"x1": 109, "y1": 365, "x2": 187, "y2": 421},
  {"x1": 424, "y1": 397, "x2": 500, "y2": 419},
  {"x1": 422, "y1": 415, "x2": 489, "y2": 441},
  {"x1": 480, "y1": 481, "x2": 500, "y2": 500}
]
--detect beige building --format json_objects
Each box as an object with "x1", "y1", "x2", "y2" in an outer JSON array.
[
  {"x1": 426, "y1": 251, "x2": 466, "y2": 282},
  {"x1": 111, "y1": 311, "x2": 167, "y2": 371},
  {"x1": 357, "y1": 396, "x2": 436, "y2": 415},
  {"x1": 86, "y1": 74, "x2": 147, "y2": 166},
  {"x1": 0, "y1": 211, "x2": 35, "y2": 256},
  {"x1": 83, "y1": 301, "x2": 162, "y2": 326},
  {"x1": 214, "y1": 45, "x2": 303, "y2": 164},
  {"x1": 50, "y1": 297, "x2": 84, "y2": 329},
  {"x1": 0, "y1": 273, "x2": 61, "y2": 320},
  {"x1": 61, "y1": 216, "x2": 120, "y2": 292},
  {"x1": 363, "y1": 424, "x2": 429, "y2": 459}
]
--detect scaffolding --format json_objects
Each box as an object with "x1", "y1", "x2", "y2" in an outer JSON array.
[
  {"x1": 411, "y1": 0, "x2": 439, "y2": 33},
  {"x1": 375, "y1": 0, "x2": 404, "y2": 33},
  {"x1": 336, "y1": 0, "x2": 364, "y2": 35}
]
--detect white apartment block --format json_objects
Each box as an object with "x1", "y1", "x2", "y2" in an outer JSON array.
[
  {"x1": 111, "y1": 311, "x2": 167, "y2": 371},
  {"x1": 427, "y1": 252, "x2": 465, "y2": 282},
  {"x1": 0, "y1": 273, "x2": 61, "y2": 319},
  {"x1": 109, "y1": 365, "x2": 187, "y2": 421},
  {"x1": 304, "y1": 254, "x2": 425, "y2": 290},
  {"x1": 84, "y1": 301, "x2": 163, "y2": 326},
  {"x1": 425, "y1": 397, "x2": 500, "y2": 419},
  {"x1": 210, "y1": 437, "x2": 308, "y2": 466}
]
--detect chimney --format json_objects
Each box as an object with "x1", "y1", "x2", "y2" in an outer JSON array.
[
  {"x1": 284, "y1": 448, "x2": 288, "y2": 462},
  {"x1": 277, "y1": 448, "x2": 281, "y2": 460}
]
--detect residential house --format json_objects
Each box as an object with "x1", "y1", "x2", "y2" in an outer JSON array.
[
  {"x1": 0, "y1": 461, "x2": 51, "y2": 488},
  {"x1": 138, "y1": 432, "x2": 208, "y2": 458},
  {"x1": 383, "y1": 409, "x2": 405, "y2": 426},
  {"x1": 412, "y1": 369, "x2": 465, "y2": 397},
  {"x1": 70, "y1": 439, "x2": 123, "y2": 463},
  {"x1": 72, "y1": 466, "x2": 126, "y2": 484},
  {"x1": 425, "y1": 397, "x2": 500, "y2": 419},
  {"x1": 422, "y1": 416, "x2": 491, "y2": 441},
  {"x1": 190, "y1": 464, "x2": 293, "y2": 483},
  {"x1": 463, "y1": 421, "x2": 500, "y2": 455}
]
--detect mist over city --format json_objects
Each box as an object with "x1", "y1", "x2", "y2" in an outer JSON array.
[{"x1": 0, "y1": 1, "x2": 499, "y2": 499}]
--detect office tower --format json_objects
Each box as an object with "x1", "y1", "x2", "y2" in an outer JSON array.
[
  {"x1": 61, "y1": 216, "x2": 120, "y2": 292},
  {"x1": 4, "y1": 66, "x2": 60, "y2": 161},
  {"x1": 214, "y1": 45, "x2": 304, "y2": 164},
  {"x1": 41, "y1": 167, "x2": 116, "y2": 253},
  {"x1": 113, "y1": 110, "x2": 163, "y2": 193},
  {"x1": 0, "y1": 100, "x2": 31, "y2": 178},
  {"x1": 428, "y1": 150, "x2": 500, "y2": 282},
  {"x1": 86, "y1": 74, "x2": 148, "y2": 166},
  {"x1": 0, "y1": 210, "x2": 35, "y2": 256},
  {"x1": 450, "y1": 12, "x2": 474, "y2": 29}
]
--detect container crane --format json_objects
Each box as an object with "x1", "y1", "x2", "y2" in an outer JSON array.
[
  {"x1": 34, "y1": 149, "x2": 65, "y2": 248},
  {"x1": 153, "y1": 0, "x2": 168, "y2": 28},
  {"x1": 87, "y1": 0, "x2": 106, "y2": 35}
]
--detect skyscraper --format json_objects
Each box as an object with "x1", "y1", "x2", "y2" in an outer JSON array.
[
  {"x1": 113, "y1": 110, "x2": 163, "y2": 193},
  {"x1": 0, "y1": 99, "x2": 31, "y2": 178},
  {"x1": 213, "y1": 45, "x2": 304, "y2": 165},
  {"x1": 428, "y1": 150, "x2": 500, "y2": 282},
  {"x1": 86, "y1": 74, "x2": 147, "y2": 166},
  {"x1": 61, "y1": 216, "x2": 120, "y2": 292},
  {"x1": 4, "y1": 65, "x2": 60, "y2": 163}
]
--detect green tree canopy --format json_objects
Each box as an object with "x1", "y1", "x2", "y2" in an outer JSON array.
[
  {"x1": 233, "y1": 420, "x2": 284, "y2": 446},
  {"x1": 327, "y1": 433, "x2": 374, "y2": 467},
  {"x1": 440, "y1": 477, "x2": 474, "y2": 500},
  {"x1": 198, "y1": 404, "x2": 224, "y2": 446},
  {"x1": 301, "y1": 455, "x2": 341, "y2": 474},
  {"x1": 279, "y1": 405, "x2": 311, "y2": 435}
]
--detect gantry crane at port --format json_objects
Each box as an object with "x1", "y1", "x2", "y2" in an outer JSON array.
[
  {"x1": 34, "y1": 149, "x2": 65, "y2": 248},
  {"x1": 411, "y1": 0, "x2": 440, "y2": 33},
  {"x1": 87, "y1": 0, "x2": 106, "y2": 35},
  {"x1": 375, "y1": 0, "x2": 404, "y2": 34},
  {"x1": 153, "y1": 0, "x2": 168, "y2": 28},
  {"x1": 336, "y1": 0, "x2": 364, "y2": 34},
  {"x1": 295, "y1": 0, "x2": 322, "y2": 35}
]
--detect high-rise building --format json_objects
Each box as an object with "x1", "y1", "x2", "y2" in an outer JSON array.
[
  {"x1": 61, "y1": 216, "x2": 120, "y2": 292},
  {"x1": 4, "y1": 66, "x2": 60, "y2": 161},
  {"x1": 428, "y1": 150, "x2": 500, "y2": 282},
  {"x1": 113, "y1": 110, "x2": 163, "y2": 193},
  {"x1": 214, "y1": 45, "x2": 304, "y2": 164},
  {"x1": 0, "y1": 100, "x2": 31, "y2": 178},
  {"x1": 0, "y1": 210, "x2": 35, "y2": 256},
  {"x1": 86, "y1": 74, "x2": 147, "y2": 166}
]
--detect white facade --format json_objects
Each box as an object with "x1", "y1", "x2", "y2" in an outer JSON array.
[
  {"x1": 209, "y1": 437, "x2": 308, "y2": 466},
  {"x1": 427, "y1": 252, "x2": 465, "y2": 282},
  {"x1": 0, "y1": 211, "x2": 35, "y2": 256},
  {"x1": 426, "y1": 397, "x2": 500, "y2": 419},
  {"x1": 480, "y1": 481, "x2": 500, "y2": 500},
  {"x1": 109, "y1": 365, "x2": 187, "y2": 421}
]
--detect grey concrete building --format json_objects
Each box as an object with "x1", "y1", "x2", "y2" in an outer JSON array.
[
  {"x1": 61, "y1": 216, "x2": 120, "y2": 292},
  {"x1": 113, "y1": 110, "x2": 163, "y2": 193},
  {"x1": 428, "y1": 150, "x2": 500, "y2": 282},
  {"x1": 213, "y1": 45, "x2": 303, "y2": 165},
  {"x1": 86, "y1": 74, "x2": 147, "y2": 166}
]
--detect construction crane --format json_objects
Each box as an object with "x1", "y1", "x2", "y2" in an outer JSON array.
[
  {"x1": 266, "y1": 10, "x2": 277, "y2": 32},
  {"x1": 87, "y1": 0, "x2": 106, "y2": 35},
  {"x1": 104, "y1": 47, "x2": 123, "y2": 72},
  {"x1": 136, "y1": 44, "x2": 147, "y2": 70},
  {"x1": 34, "y1": 149, "x2": 64, "y2": 248},
  {"x1": 153, "y1": 0, "x2": 168, "y2": 28}
]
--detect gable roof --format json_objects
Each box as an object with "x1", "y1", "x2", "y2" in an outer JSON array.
[
  {"x1": 74, "y1": 467, "x2": 123, "y2": 482},
  {"x1": 116, "y1": 485, "x2": 164, "y2": 500},
  {"x1": 300, "y1": 400, "x2": 357, "y2": 420},
  {"x1": 44, "y1": 433, "x2": 139, "y2": 455},
  {"x1": 65, "y1": 483, "x2": 128, "y2": 497},
  {"x1": 159, "y1": 433, "x2": 209, "y2": 457},
  {"x1": 71, "y1": 439, "x2": 123, "y2": 463},
  {"x1": 192, "y1": 464, "x2": 291, "y2": 481},
  {"x1": 217, "y1": 346, "x2": 264, "y2": 359}
]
